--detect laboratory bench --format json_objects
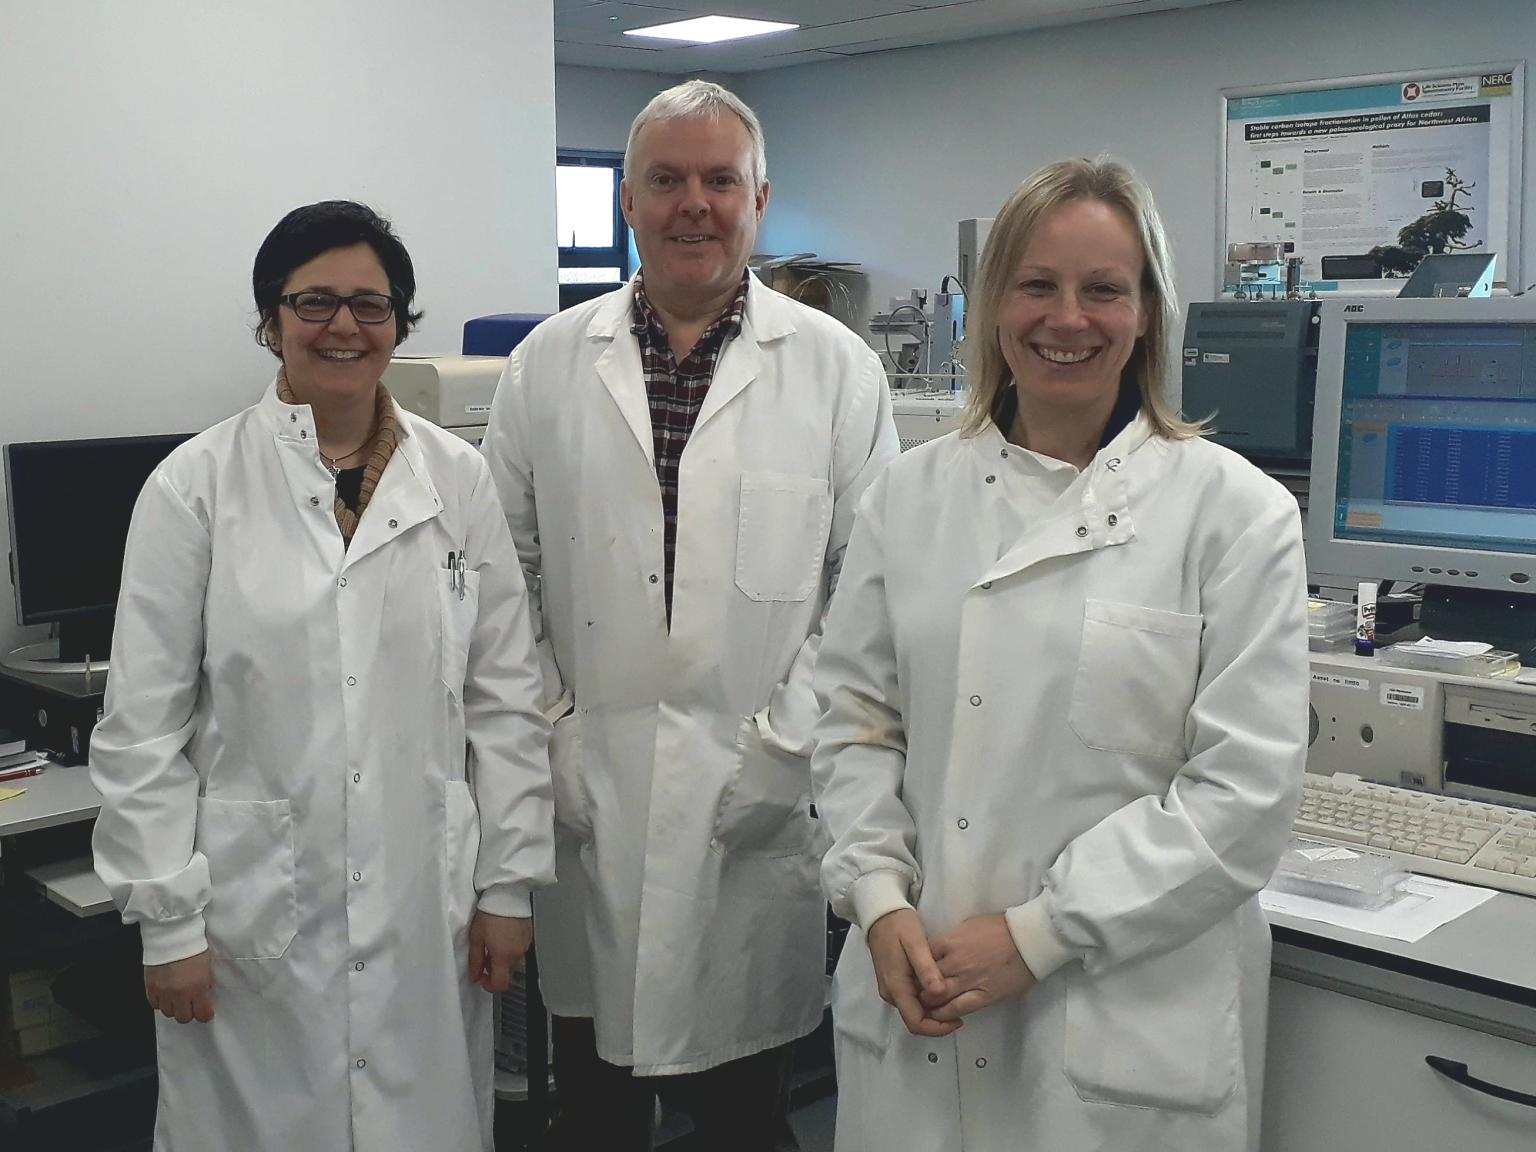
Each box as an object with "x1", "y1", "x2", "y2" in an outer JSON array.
[{"x1": 5, "y1": 761, "x2": 1536, "y2": 1149}]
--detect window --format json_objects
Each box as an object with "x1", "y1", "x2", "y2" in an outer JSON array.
[{"x1": 557, "y1": 150, "x2": 629, "y2": 310}]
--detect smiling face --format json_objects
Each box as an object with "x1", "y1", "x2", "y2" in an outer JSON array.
[
  {"x1": 621, "y1": 113, "x2": 768, "y2": 315},
  {"x1": 268, "y1": 243, "x2": 396, "y2": 407},
  {"x1": 998, "y1": 197, "x2": 1148, "y2": 428}
]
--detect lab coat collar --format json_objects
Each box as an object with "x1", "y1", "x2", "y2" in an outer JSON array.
[
  {"x1": 587, "y1": 272, "x2": 796, "y2": 464},
  {"x1": 583, "y1": 271, "x2": 796, "y2": 342},
  {"x1": 343, "y1": 413, "x2": 444, "y2": 568},
  {"x1": 258, "y1": 378, "x2": 444, "y2": 569},
  {"x1": 971, "y1": 414, "x2": 1148, "y2": 587}
]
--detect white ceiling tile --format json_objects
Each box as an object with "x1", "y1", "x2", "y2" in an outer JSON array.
[{"x1": 553, "y1": 0, "x2": 1235, "y2": 73}]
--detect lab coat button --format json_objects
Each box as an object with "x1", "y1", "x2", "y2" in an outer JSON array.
[
  {"x1": 649, "y1": 574, "x2": 659, "y2": 584},
  {"x1": 338, "y1": 577, "x2": 347, "y2": 588},
  {"x1": 300, "y1": 429, "x2": 308, "y2": 439},
  {"x1": 289, "y1": 413, "x2": 297, "y2": 423},
  {"x1": 354, "y1": 961, "x2": 365, "y2": 972},
  {"x1": 352, "y1": 871, "x2": 362, "y2": 882},
  {"x1": 1075, "y1": 525, "x2": 1088, "y2": 538},
  {"x1": 347, "y1": 676, "x2": 357, "y2": 686},
  {"x1": 927, "y1": 1052, "x2": 939, "y2": 1064},
  {"x1": 980, "y1": 581, "x2": 992, "y2": 590},
  {"x1": 969, "y1": 695, "x2": 981, "y2": 706},
  {"x1": 388, "y1": 518, "x2": 398, "y2": 528},
  {"x1": 1000, "y1": 449, "x2": 1008, "y2": 458},
  {"x1": 356, "y1": 1058, "x2": 366, "y2": 1069},
  {"x1": 985, "y1": 475, "x2": 996, "y2": 484},
  {"x1": 353, "y1": 773, "x2": 361, "y2": 783},
  {"x1": 1107, "y1": 514, "x2": 1118, "y2": 527},
  {"x1": 957, "y1": 818, "x2": 969, "y2": 830},
  {"x1": 310, "y1": 496, "x2": 321, "y2": 507},
  {"x1": 976, "y1": 1058, "x2": 987, "y2": 1068}
]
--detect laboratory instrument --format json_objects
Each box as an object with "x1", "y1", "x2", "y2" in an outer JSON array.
[
  {"x1": 1181, "y1": 300, "x2": 1321, "y2": 466},
  {"x1": 382, "y1": 356, "x2": 504, "y2": 446}
]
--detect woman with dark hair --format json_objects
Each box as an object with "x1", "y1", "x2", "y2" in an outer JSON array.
[{"x1": 90, "y1": 200, "x2": 555, "y2": 1151}]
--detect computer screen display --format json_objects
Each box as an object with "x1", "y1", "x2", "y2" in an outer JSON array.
[
  {"x1": 5, "y1": 434, "x2": 191, "y2": 625},
  {"x1": 1308, "y1": 299, "x2": 1536, "y2": 590}
]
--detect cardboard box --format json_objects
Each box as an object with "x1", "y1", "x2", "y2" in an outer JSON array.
[{"x1": 4, "y1": 968, "x2": 60, "y2": 1030}]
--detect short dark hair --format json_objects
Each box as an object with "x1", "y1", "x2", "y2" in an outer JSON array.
[{"x1": 253, "y1": 200, "x2": 423, "y2": 354}]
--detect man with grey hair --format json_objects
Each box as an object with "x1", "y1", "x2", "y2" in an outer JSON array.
[{"x1": 482, "y1": 79, "x2": 897, "y2": 1148}]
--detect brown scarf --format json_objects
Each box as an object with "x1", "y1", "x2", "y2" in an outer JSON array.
[{"x1": 276, "y1": 371, "x2": 400, "y2": 544}]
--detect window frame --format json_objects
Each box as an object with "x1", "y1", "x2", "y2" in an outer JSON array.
[{"x1": 556, "y1": 149, "x2": 629, "y2": 309}]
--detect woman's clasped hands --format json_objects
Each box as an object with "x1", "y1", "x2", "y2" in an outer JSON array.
[{"x1": 865, "y1": 908, "x2": 1038, "y2": 1036}]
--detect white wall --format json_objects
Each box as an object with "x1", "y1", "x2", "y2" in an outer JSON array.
[
  {"x1": 0, "y1": 0, "x2": 557, "y2": 652},
  {"x1": 734, "y1": 0, "x2": 1533, "y2": 339},
  {"x1": 556, "y1": 65, "x2": 680, "y2": 153}
]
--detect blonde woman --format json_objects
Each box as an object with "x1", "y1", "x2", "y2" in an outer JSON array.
[{"x1": 812, "y1": 158, "x2": 1308, "y2": 1151}]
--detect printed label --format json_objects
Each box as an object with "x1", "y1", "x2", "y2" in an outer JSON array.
[
  {"x1": 1381, "y1": 683, "x2": 1425, "y2": 710},
  {"x1": 465, "y1": 404, "x2": 492, "y2": 414},
  {"x1": 1311, "y1": 672, "x2": 1369, "y2": 691},
  {"x1": 1203, "y1": 352, "x2": 1231, "y2": 364}
]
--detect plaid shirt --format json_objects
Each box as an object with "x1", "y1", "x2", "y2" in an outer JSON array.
[{"x1": 631, "y1": 270, "x2": 750, "y2": 623}]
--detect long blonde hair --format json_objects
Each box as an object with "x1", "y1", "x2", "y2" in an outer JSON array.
[{"x1": 961, "y1": 156, "x2": 1201, "y2": 440}]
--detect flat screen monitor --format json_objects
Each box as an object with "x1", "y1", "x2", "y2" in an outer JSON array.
[
  {"x1": 1307, "y1": 298, "x2": 1536, "y2": 596},
  {"x1": 5, "y1": 434, "x2": 192, "y2": 657}
]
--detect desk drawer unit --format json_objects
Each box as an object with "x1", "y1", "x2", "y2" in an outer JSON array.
[{"x1": 1264, "y1": 951, "x2": 1536, "y2": 1151}]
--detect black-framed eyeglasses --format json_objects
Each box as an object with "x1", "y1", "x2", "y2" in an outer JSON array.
[{"x1": 279, "y1": 291, "x2": 396, "y2": 325}]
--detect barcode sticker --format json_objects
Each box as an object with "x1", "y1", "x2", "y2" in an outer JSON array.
[{"x1": 1381, "y1": 684, "x2": 1425, "y2": 710}]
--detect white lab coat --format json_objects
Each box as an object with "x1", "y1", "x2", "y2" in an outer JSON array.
[
  {"x1": 90, "y1": 383, "x2": 555, "y2": 1152},
  {"x1": 482, "y1": 275, "x2": 898, "y2": 1074},
  {"x1": 813, "y1": 417, "x2": 1308, "y2": 1152}
]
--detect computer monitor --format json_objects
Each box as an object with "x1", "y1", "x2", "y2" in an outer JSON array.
[
  {"x1": 1307, "y1": 298, "x2": 1536, "y2": 656},
  {"x1": 5, "y1": 434, "x2": 192, "y2": 662}
]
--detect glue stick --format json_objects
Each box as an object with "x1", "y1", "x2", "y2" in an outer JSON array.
[{"x1": 1355, "y1": 581, "x2": 1378, "y2": 656}]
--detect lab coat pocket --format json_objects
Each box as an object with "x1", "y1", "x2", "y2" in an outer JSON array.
[
  {"x1": 442, "y1": 780, "x2": 482, "y2": 938},
  {"x1": 196, "y1": 797, "x2": 297, "y2": 961},
  {"x1": 1069, "y1": 599, "x2": 1203, "y2": 759},
  {"x1": 1063, "y1": 920, "x2": 1240, "y2": 1114},
  {"x1": 438, "y1": 569, "x2": 482, "y2": 697},
  {"x1": 712, "y1": 713, "x2": 814, "y2": 857},
  {"x1": 549, "y1": 709, "x2": 594, "y2": 842},
  {"x1": 735, "y1": 473, "x2": 833, "y2": 602}
]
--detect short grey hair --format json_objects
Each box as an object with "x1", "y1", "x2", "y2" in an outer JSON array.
[{"x1": 623, "y1": 80, "x2": 768, "y2": 189}]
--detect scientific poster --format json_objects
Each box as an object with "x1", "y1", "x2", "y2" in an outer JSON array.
[{"x1": 1221, "y1": 67, "x2": 1522, "y2": 292}]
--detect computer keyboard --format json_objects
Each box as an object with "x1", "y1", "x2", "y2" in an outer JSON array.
[{"x1": 1295, "y1": 773, "x2": 1536, "y2": 898}]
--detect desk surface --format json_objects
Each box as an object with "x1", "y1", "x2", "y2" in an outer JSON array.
[
  {"x1": 0, "y1": 762, "x2": 101, "y2": 837},
  {"x1": 3, "y1": 761, "x2": 1534, "y2": 1001},
  {"x1": 1270, "y1": 893, "x2": 1536, "y2": 1003}
]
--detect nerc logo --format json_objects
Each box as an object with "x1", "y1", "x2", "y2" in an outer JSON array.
[
  {"x1": 1344, "y1": 304, "x2": 1366, "y2": 313},
  {"x1": 1483, "y1": 72, "x2": 1514, "y2": 88}
]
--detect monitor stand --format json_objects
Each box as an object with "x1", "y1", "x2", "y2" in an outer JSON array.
[
  {"x1": 1420, "y1": 585, "x2": 1536, "y2": 665},
  {"x1": 2, "y1": 617, "x2": 114, "y2": 676}
]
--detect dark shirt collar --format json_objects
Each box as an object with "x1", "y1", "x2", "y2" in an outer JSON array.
[
  {"x1": 630, "y1": 269, "x2": 751, "y2": 351},
  {"x1": 992, "y1": 375, "x2": 1142, "y2": 453}
]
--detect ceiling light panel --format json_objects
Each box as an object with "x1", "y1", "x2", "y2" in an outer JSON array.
[{"x1": 624, "y1": 15, "x2": 800, "y2": 43}]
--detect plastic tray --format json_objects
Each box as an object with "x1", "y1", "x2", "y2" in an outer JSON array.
[
  {"x1": 1269, "y1": 837, "x2": 1408, "y2": 909},
  {"x1": 1377, "y1": 643, "x2": 1520, "y2": 678}
]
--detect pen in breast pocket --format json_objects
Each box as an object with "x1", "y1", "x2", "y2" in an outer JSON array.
[
  {"x1": 448, "y1": 551, "x2": 457, "y2": 594},
  {"x1": 456, "y1": 551, "x2": 467, "y2": 600}
]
